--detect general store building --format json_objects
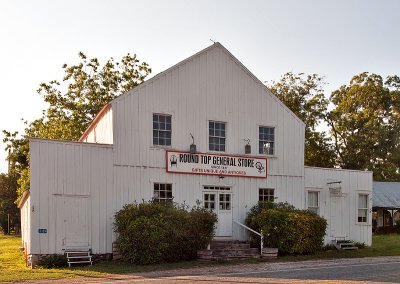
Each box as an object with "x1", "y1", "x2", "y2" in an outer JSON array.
[{"x1": 19, "y1": 43, "x2": 372, "y2": 266}]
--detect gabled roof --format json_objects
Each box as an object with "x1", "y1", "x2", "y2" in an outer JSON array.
[
  {"x1": 111, "y1": 42, "x2": 306, "y2": 127},
  {"x1": 373, "y1": 182, "x2": 400, "y2": 209}
]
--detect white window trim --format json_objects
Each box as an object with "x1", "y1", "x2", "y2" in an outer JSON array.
[
  {"x1": 207, "y1": 120, "x2": 228, "y2": 153},
  {"x1": 259, "y1": 188, "x2": 275, "y2": 202},
  {"x1": 307, "y1": 190, "x2": 320, "y2": 215},
  {"x1": 257, "y1": 124, "x2": 278, "y2": 158},
  {"x1": 151, "y1": 112, "x2": 173, "y2": 148},
  {"x1": 152, "y1": 182, "x2": 174, "y2": 203},
  {"x1": 356, "y1": 191, "x2": 371, "y2": 225}
]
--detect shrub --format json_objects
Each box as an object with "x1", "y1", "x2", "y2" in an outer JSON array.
[
  {"x1": 38, "y1": 254, "x2": 67, "y2": 268},
  {"x1": 245, "y1": 202, "x2": 327, "y2": 255},
  {"x1": 114, "y1": 201, "x2": 217, "y2": 265}
]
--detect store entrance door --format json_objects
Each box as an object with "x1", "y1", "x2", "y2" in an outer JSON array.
[{"x1": 203, "y1": 186, "x2": 232, "y2": 238}]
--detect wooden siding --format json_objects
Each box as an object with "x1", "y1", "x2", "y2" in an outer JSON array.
[
  {"x1": 29, "y1": 139, "x2": 114, "y2": 254},
  {"x1": 112, "y1": 44, "x2": 305, "y2": 177},
  {"x1": 20, "y1": 196, "x2": 31, "y2": 255},
  {"x1": 305, "y1": 167, "x2": 373, "y2": 245},
  {"x1": 80, "y1": 106, "x2": 113, "y2": 144},
  {"x1": 113, "y1": 165, "x2": 304, "y2": 241}
]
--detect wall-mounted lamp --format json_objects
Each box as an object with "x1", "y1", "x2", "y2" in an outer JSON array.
[
  {"x1": 190, "y1": 133, "x2": 197, "y2": 153},
  {"x1": 244, "y1": 139, "x2": 251, "y2": 154}
]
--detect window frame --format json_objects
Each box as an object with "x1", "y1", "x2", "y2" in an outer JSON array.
[
  {"x1": 357, "y1": 193, "x2": 369, "y2": 224},
  {"x1": 259, "y1": 188, "x2": 275, "y2": 202},
  {"x1": 153, "y1": 182, "x2": 173, "y2": 203},
  {"x1": 152, "y1": 113, "x2": 172, "y2": 147},
  {"x1": 259, "y1": 126, "x2": 275, "y2": 156},
  {"x1": 208, "y1": 121, "x2": 227, "y2": 152},
  {"x1": 307, "y1": 191, "x2": 320, "y2": 215}
]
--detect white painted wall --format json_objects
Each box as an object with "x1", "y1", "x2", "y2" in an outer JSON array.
[
  {"x1": 81, "y1": 106, "x2": 113, "y2": 144},
  {"x1": 29, "y1": 139, "x2": 114, "y2": 254},
  {"x1": 305, "y1": 167, "x2": 373, "y2": 245},
  {"x1": 20, "y1": 196, "x2": 31, "y2": 255}
]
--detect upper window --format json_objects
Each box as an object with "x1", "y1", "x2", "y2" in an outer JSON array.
[
  {"x1": 259, "y1": 188, "x2": 274, "y2": 202},
  {"x1": 358, "y1": 194, "x2": 369, "y2": 223},
  {"x1": 209, "y1": 121, "x2": 226, "y2": 152},
  {"x1": 153, "y1": 114, "x2": 171, "y2": 146},
  {"x1": 308, "y1": 191, "x2": 319, "y2": 214},
  {"x1": 153, "y1": 183, "x2": 172, "y2": 203},
  {"x1": 259, "y1": 126, "x2": 275, "y2": 155}
]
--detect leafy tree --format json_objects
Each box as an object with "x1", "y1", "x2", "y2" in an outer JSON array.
[
  {"x1": 327, "y1": 73, "x2": 400, "y2": 180},
  {"x1": 268, "y1": 73, "x2": 335, "y2": 167},
  {"x1": 3, "y1": 52, "x2": 151, "y2": 199},
  {"x1": 0, "y1": 173, "x2": 19, "y2": 234}
]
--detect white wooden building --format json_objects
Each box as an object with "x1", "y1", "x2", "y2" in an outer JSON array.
[{"x1": 19, "y1": 43, "x2": 372, "y2": 266}]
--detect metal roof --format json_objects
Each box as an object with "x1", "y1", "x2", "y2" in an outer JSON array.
[{"x1": 373, "y1": 182, "x2": 400, "y2": 209}]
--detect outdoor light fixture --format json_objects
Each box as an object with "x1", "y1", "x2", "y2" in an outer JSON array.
[
  {"x1": 189, "y1": 133, "x2": 197, "y2": 153},
  {"x1": 244, "y1": 139, "x2": 251, "y2": 154}
]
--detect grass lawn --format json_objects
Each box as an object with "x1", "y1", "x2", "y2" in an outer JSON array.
[{"x1": 1, "y1": 233, "x2": 400, "y2": 282}]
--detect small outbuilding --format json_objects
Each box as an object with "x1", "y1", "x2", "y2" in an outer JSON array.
[
  {"x1": 19, "y1": 43, "x2": 373, "y2": 267},
  {"x1": 372, "y1": 182, "x2": 400, "y2": 231}
]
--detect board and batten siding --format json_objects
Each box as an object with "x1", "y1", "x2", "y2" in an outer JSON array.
[
  {"x1": 305, "y1": 167, "x2": 373, "y2": 245},
  {"x1": 111, "y1": 44, "x2": 305, "y2": 177},
  {"x1": 113, "y1": 165, "x2": 304, "y2": 240},
  {"x1": 29, "y1": 138, "x2": 114, "y2": 255},
  {"x1": 20, "y1": 195, "x2": 31, "y2": 255},
  {"x1": 80, "y1": 105, "x2": 113, "y2": 144}
]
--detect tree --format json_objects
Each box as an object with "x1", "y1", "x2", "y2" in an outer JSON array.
[
  {"x1": 0, "y1": 173, "x2": 19, "y2": 234},
  {"x1": 268, "y1": 72, "x2": 335, "y2": 167},
  {"x1": 3, "y1": 52, "x2": 152, "y2": 199},
  {"x1": 327, "y1": 73, "x2": 400, "y2": 181}
]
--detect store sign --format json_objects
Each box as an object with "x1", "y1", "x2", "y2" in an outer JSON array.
[{"x1": 166, "y1": 150, "x2": 267, "y2": 178}]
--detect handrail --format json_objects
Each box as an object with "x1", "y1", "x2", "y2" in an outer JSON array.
[
  {"x1": 233, "y1": 220, "x2": 264, "y2": 257},
  {"x1": 233, "y1": 220, "x2": 261, "y2": 236}
]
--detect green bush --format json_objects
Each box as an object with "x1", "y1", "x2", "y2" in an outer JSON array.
[
  {"x1": 38, "y1": 254, "x2": 67, "y2": 268},
  {"x1": 245, "y1": 201, "x2": 327, "y2": 255},
  {"x1": 114, "y1": 201, "x2": 217, "y2": 265}
]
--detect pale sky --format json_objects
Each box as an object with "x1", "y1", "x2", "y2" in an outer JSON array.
[{"x1": 0, "y1": 0, "x2": 399, "y2": 173}]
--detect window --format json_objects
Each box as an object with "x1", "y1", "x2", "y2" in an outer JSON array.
[
  {"x1": 259, "y1": 126, "x2": 275, "y2": 155},
  {"x1": 259, "y1": 188, "x2": 274, "y2": 202},
  {"x1": 358, "y1": 194, "x2": 369, "y2": 223},
  {"x1": 203, "y1": 186, "x2": 230, "y2": 191},
  {"x1": 203, "y1": 193, "x2": 216, "y2": 211},
  {"x1": 209, "y1": 121, "x2": 226, "y2": 152},
  {"x1": 308, "y1": 191, "x2": 319, "y2": 214},
  {"x1": 153, "y1": 183, "x2": 172, "y2": 203},
  {"x1": 219, "y1": 194, "x2": 231, "y2": 210},
  {"x1": 153, "y1": 114, "x2": 171, "y2": 146}
]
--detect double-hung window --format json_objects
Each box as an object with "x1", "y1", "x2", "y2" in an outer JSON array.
[
  {"x1": 259, "y1": 126, "x2": 275, "y2": 155},
  {"x1": 153, "y1": 114, "x2": 171, "y2": 146},
  {"x1": 259, "y1": 188, "x2": 274, "y2": 202},
  {"x1": 358, "y1": 194, "x2": 369, "y2": 223},
  {"x1": 209, "y1": 121, "x2": 226, "y2": 152},
  {"x1": 153, "y1": 183, "x2": 172, "y2": 203},
  {"x1": 307, "y1": 191, "x2": 319, "y2": 214}
]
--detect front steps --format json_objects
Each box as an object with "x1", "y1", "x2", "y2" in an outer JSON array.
[
  {"x1": 333, "y1": 240, "x2": 358, "y2": 250},
  {"x1": 65, "y1": 249, "x2": 93, "y2": 267},
  {"x1": 197, "y1": 241, "x2": 260, "y2": 260}
]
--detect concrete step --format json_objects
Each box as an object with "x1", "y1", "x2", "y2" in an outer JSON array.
[
  {"x1": 210, "y1": 241, "x2": 251, "y2": 250},
  {"x1": 198, "y1": 243, "x2": 260, "y2": 261}
]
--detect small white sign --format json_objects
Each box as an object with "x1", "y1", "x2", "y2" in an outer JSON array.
[{"x1": 166, "y1": 151, "x2": 267, "y2": 178}]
